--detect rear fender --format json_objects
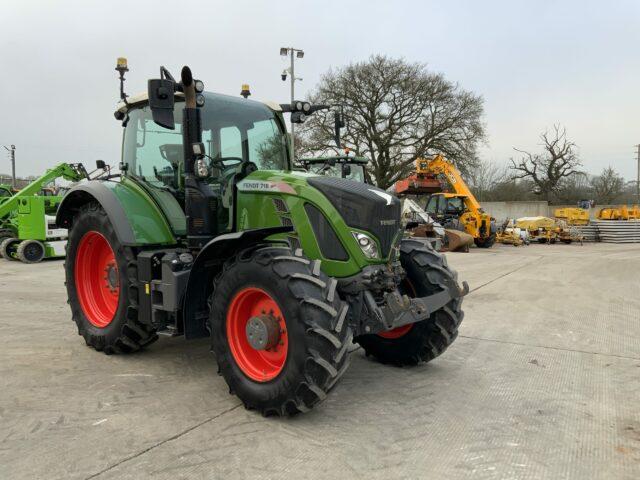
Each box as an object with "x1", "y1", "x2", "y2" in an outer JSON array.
[
  {"x1": 56, "y1": 181, "x2": 176, "y2": 246},
  {"x1": 182, "y1": 226, "x2": 292, "y2": 339}
]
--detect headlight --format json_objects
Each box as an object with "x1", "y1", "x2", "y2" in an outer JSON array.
[{"x1": 352, "y1": 232, "x2": 379, "y2": 259}]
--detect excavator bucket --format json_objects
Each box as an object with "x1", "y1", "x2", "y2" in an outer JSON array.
[{"x1": 443, "y1": 229, "x2": 474, "y2": 252}]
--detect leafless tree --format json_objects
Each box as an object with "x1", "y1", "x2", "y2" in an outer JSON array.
[
  {"x1": 510, "y1": 125, "x2": 582, "y2": 200},
  {"x1": 554, "y1": 172, "x2": 591, "y2": 204},
  {"x1": 298, "y1": 55, "x2": 485, "y2": 189},
  {"x1": 590, "y1": 166, "x2": 625, "y2": 204},
  {"x1": 465, "y1": 159, "x2": 508, "y2": 202}
]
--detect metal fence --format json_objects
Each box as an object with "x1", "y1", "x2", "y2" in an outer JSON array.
[{"x1": 0, "y1": 176, "x2": 37, "y2": 189}]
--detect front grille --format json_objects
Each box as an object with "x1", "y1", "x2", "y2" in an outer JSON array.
[
  {"x1": 280, "y1": 216, "x2": 293, "y2": 227},
  {"x1": 272, "y1": 197, "x2": 289, "y2": 213},
  {"x1": 307, "y1": 176, "x2": 402, "y2": 258},
  {"x1": 304, "y1": 203, "x2": 349, "y2": 261}
]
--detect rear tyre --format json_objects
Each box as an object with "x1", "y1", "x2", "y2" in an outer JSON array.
[
  {"x1": 356, "y1": 238, "x2": 464, "y2": 366},
  {"x1": 17, "y1": 239, "x2": 45, "y2": 263},
  {"x1": 210, "y1": 246, "x2": 352, "y2": 416},
  {"x1": 65, "y1": 202, "x2": 157, "y2": 354},
  {"x1": 0, "y1": 237, "x2": 20, "y2": 260}
]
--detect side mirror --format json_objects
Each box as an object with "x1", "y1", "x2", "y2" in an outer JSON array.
[
  {"x1": 96, "y1": 160, "x2": 106, "y2": 170},
  {"x1": 148, "y1": 79, "x2": 175, "y2": 129},
  {"x1": 342, "y1": 164, "x2": 351, "y2": 177}
]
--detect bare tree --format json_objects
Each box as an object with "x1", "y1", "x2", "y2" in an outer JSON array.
[
  {"x1": 510, "y1": 125, "x2": 582, "y2": 200},
  {"x1": 555, "y1": 172, "x2": 591, "y2": 204},
  {"x1": 298, "y1": 55, "x2": 485, "y2": 189},
  {"x1": 465, "y1": 159, "x2": 508, "y2": 202},
  {"x1": 590, "y1": 166, "x2": 625, "y2": 204}
]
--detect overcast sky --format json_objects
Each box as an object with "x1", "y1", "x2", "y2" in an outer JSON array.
[{"x1": 1, "y1": 0, "x2": 639, "y2": 180}]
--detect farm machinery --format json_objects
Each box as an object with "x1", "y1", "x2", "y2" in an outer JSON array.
[
  {"x1": 394, "y1": 156, "x2": 493, "y2": 249},
  {"x1": 596, "y1": 205, "x2": 640, "y2": 220},
  {"x1": 515, "y1": 217, "x2": 582, "y2": 244},
  {"x1": 554, "y1": 207, "x2": 589, "y2": 226},
  {"x1": 0, "y1": 162, "x2": 87, "y2": 263},
  {"x1": 56, "y1": 59, "x2": 468, "y2": 416}
]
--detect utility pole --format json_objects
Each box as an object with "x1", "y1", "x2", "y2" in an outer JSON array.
[
  {"x1": 636, "y1": 144, "x2": 640, "y2": 204},
  {"x1": 3, "y1": 145, "x2": 16, "y2": 188},
  {"x1": 280, "y1": 47, "x2": 304, "y2": 157}
]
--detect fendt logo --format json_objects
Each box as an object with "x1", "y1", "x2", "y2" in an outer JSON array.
[{"x1": 380, "y1": 219, "x2": 396, "y2": 226}]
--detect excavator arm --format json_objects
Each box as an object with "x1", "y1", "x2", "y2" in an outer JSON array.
[
  {"x1": 424, "y1": 155, "x2": 483, "y2": 214},
  {"x1": 394, "y1": 155, "x2": 496, "y2": 248}
]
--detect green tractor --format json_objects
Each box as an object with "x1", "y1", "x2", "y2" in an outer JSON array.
[
  {"x1": 56, "y1": 60, "x2": 468, "y2": 416},
  {"x1": 0, "y1": 163, "x2": 88, "y2": 263}
]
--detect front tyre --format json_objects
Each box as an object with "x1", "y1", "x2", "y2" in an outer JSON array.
[
  {"x1": 210, "y1": 246, "x2": 352, "y2": 416},
  {"x1": 65, "y1": 202, "x2": 157, "y2": 354},
  {"x1": 356, "y1": 238, "x2": 464, "y2": 366}
]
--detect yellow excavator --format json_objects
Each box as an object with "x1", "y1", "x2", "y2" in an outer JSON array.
[{"x1": 395, "y1": 155, "x2": 497, "y2": 248}]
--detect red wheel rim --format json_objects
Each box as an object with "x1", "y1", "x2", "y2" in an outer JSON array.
[
  {"x1": 226, "y1": 287, "x2": 288, "y2": 382},
  {"x1": 378, "y1": 278, "x2": 416, "y2": 339},
  {"x1": 378, "y1": 323, "x2": 414, "y2": 339},
  {"x1": 74, "y1": 231, "x2": 120, "y2": 328}
]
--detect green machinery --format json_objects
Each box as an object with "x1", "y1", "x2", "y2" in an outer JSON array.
[
  {"x1": 0, "y1": 184, "x2": 13, "y2": 198},
  {"x1": 0, "y1": 163, "x2": 87, "y2": 263},
  {"x1": 300, "y1": 155, "x2": 369, "y2": 183},
  {"x1": 56, "y1": 60, "x2": 467, "y2": 416}
]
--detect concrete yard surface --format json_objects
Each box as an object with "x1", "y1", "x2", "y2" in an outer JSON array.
[{"x1": 0, "y1": 243, "x2": 639, "y2": 479}]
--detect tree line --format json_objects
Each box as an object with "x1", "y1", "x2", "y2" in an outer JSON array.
[{"x1": 297, "y1": 55, "x2": 636, "y2": 205}]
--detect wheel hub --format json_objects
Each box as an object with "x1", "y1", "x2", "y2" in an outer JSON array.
[
  {"x1": 246, "y1": 314, "x2": 281, "y2": 351},
  {"x1": 104, "y1": 263, "x2": 119, "y2": 292}
]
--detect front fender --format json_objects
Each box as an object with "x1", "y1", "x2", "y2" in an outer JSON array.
[
  {"x1": 56, "y1": 180, "x2": 177, "y2": 246},
  {"x1": 182, "y1": 226, "x2": 292, "y2": 339}
]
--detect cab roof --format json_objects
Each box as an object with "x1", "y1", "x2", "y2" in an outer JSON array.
[{"x1": 115, "y1": 91, "x2": 282, "y2": 115}]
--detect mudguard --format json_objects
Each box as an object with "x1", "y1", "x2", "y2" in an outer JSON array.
[
  {"x1": 56, "y1": 180, "x2": 177, "y2": 246},
  {"x1": 183, "y1": 226, "x2": 292, "y2": 339}
]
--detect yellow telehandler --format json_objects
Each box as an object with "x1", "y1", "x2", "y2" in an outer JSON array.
[{"x1": 396, "y1": 155, "x2": 496, "y2": 248}]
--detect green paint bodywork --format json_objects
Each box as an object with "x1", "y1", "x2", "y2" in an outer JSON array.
[
  {"x1": 235, "y1": 170, "x2": 392, "y2": 278},
  {"x1": 16, "y1": 196, "x2": 59, "y2": 240},
  {"x1": 110, "y1": 96, "x2": 393, "y2": 278},
  {"x1": 102, "y1": 177, "x2": 179, "y2": 245}
]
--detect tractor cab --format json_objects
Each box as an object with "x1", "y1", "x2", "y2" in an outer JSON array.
[
  {"x1": 300, "y1": 155, "x2": 369, "y2": 183},
  {"x1": 118, "y1": 92, "x2": 290, "y2": 238},
  {"x1": 425, "y1": 193, "x2": 468, "y2": 223}
]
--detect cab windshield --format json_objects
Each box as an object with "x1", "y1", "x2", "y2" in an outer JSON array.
[
  {"x1": 122, "y1": 94, "x2": 288, "y2": 189},
  {"x1": 308, "y1": 162, "x2": 366, "y2": 182}
]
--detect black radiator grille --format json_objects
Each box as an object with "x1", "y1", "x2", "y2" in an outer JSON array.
[
  {"x1": 304, "y1": 203, "x2": 349, "y2": 261},
  {"x1": 307, "y1": 176, "x2": 401, "y2": 258}
]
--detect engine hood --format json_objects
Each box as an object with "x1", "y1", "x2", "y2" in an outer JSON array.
[{"x1": 307, "y1": 176, "x2": 402, "y2": 258}]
